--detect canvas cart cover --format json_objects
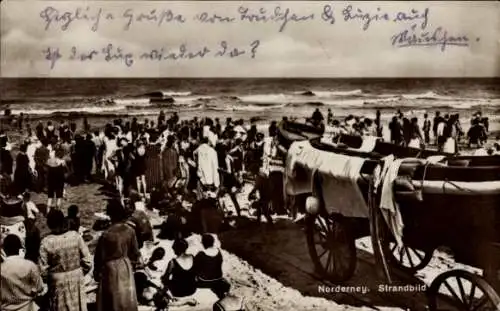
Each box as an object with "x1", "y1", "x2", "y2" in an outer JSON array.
[{"x1": 285, "y1": 141, "x2": 368, "y2": 218}]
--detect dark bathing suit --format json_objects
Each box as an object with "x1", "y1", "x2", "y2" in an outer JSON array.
[{"x1": 166, "y1": 258, "x2": 197, "y2": 298}]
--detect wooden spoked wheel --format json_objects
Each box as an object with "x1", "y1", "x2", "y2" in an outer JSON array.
[
  {"x1": 306, "y1": 213, "x2": 357, "y2": 282},
  {"x1": 371, "y1": 199, "x2": 433, "y2": 275},
  {"x1": 427, "y1": 270, "x2": 500, "y2": 311},
  {"x1": 383, "y1": 240, "x2": 434, "y2": 274}
]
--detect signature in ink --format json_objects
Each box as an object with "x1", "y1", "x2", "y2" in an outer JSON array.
[
  {"x1": 238, "y1": 6, "x2": 314, "y2": 32},
  {"x1": 391, "y1": 25, "x2": 473, "y2": 51}
]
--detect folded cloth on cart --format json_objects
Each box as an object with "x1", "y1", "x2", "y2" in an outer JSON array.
[
  {"x1": 285, "y1": 140, "x2": 323, "y2": 195},
  {"x1": 313, "y1": 155, "x2": 367, "y2": 218},
  {"x1": 358, "y1": 136, "x2": 379, "y2": 153},
  {"x1": 377, "y1": 155, "x2": 448, "y2": 247},
  {"x1": 378, "y1": 155, "x2": 405, "y2": 247},
  {"x1": 285, "y1": 140, "x2": 367, "y2": 217}
]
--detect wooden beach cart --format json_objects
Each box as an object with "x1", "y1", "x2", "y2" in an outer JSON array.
[{"x1": 280, "y1": 121, "x2": 500, "y2": 311}]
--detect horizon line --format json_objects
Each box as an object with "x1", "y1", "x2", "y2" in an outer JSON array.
[{"x1": 1, "y1": 77, "x2": 499, "y2": 80}]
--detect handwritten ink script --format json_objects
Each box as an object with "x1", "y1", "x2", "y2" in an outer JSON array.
[
  {"x1": 34, "y1": 2, "x2": 485, "y2": 70},
  {"x1": 44, "y1": 41, "x2": 261, "y2": 69}
]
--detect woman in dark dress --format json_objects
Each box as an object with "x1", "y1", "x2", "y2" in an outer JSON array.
[
  {"x1": 116, "y1": 138, "x2": 134, "y2": 198},
  {"x1": 186, "y1": 139, "x2": 199, "y2": 193},
  {"x1": 0, "y1": 134, "x2": 13, "y2": 179},
  {"x1": 94, "y1": 200, "x2": 140, "y2": 311},
  {"x1": 14, "y1": 143, "x2": 33, "y2": 195},
  {"x1": 161, "y1": 239, "x2": 197, "y2": 305}
]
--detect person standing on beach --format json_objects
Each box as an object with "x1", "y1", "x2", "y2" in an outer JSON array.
[
  {"x1": 46, "y1": 122, "x2": 56, "y2": 142},
  {"x1": 39, "y1": 209, "x2": 92, "y2": 311},
  {"x1": 388, "y1": 117, "x2": 403, "y2": 145},
  {"x1": 1, "y1": 234, "x2": 44, "y2": 311},
  {"x1": 408, "y1": 117, "x2": 423, "y2": 148},
  {"x1": 327, "y1": 109, "x2": 333, "y2": 125},
  {"x1": 0, "y1": 134, "x2": 13, "y2": 182},
  {"x1": 94, "y1": 200, "x2": 140, "y2": 311},
  {"x1": 34, "y1": 139, "x2": 50, "y2": 192},
  {"x1": 144, "y1": 140, "x2": 162, "y2": 194},
  {"x1": 263, "y1": 126, "x2": 287, "y2": 216},
  {"x1": 82, "y1": 134, "x2": 96, "y2": 182},
  {"x1": 436, "y1": 117, "x2": 447, "y2": 152},
  {"x1": 103, "y1": 126, "x2": 118, "y2": 181},
  {"x1": 161, "y1": 135, "x2": 179, "y2": 191},
  {"x1": 92, "y1": 131, "x2": 104, "y2": 175},
  {"x1": 423, "y1": 113, "x2": 431, "y2": 145},
  {"x1": 433, "y1": 111, "x2": 443, "y2": 144},
  {"x1": 13, "y1": 143, "x2": 33, "y2": 195},
  {"x1": 248, "y1": 167, "x2": 274, "y2": 224},
  {"x1": 220, "y1": 141, "x2": 242, "y2": 217},
  {"x1": 375, "y1": 110, "x2": 383, "y2": 138},
  {"x1": 193, "y1": 136, "x2": 220, "y2": 200},
  {"x1": 46, "y1": 148, "x2": 66, "y2": 213}
]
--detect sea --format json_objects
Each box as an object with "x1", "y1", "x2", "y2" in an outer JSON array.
[{"x1": 1, "y1": 78, "x2": 499, "y2": 127}]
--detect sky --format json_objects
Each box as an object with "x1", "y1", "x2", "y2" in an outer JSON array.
[{"x1": 1, "y1": 1, "x2": 499, "y2": 78}]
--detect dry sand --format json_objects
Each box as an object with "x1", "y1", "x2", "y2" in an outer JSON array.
[{"x1": 30, "y1": 182, "x2": 407, "y2": 311}]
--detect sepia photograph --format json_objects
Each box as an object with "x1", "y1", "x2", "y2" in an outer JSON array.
[{"x1": 1, "y1": 1, "x2": 499, "y2": 311}]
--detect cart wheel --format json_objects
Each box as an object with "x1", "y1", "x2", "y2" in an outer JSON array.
[
  {"x1": 372, "y1": 204, "x2": 433, "y2": 275},
  {"x1": 383, "y1": 241, "x2": 433, "y2": 274},
  {"x1": 428, "y1": 270, "x2": 500, "y2": 311},
  {"x1": 305, "y1": 213, "x2": 357, "y2": 282}
]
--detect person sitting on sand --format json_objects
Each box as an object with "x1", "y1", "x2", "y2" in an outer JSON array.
[
  {"x1": 161, "y1": 238, "x2": 198, "y2": 306},
  {"x1": 195, "y1": 234, "x2": 230, "y2": 300},
  {"x1": 213, "y1": 288, "x2": 246, "y2": 311},
  {"x1": 126, "y1": 190, "x2": 154, "y2": 250}
]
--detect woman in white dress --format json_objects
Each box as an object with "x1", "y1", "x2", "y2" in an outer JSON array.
[{"x1": 102, "y1": 129, "x2": 118, "y2": 185}]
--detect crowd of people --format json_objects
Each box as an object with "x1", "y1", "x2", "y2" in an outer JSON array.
[
  {"x1": 0, "y1": 107, "x2": 498, "y2": 311},
  {"x1": 0, "y1": 111, "x2": 288, "y2": 311},
  {"x1": 315, "y1": 108, "x2": 496, "y2": 155}
]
